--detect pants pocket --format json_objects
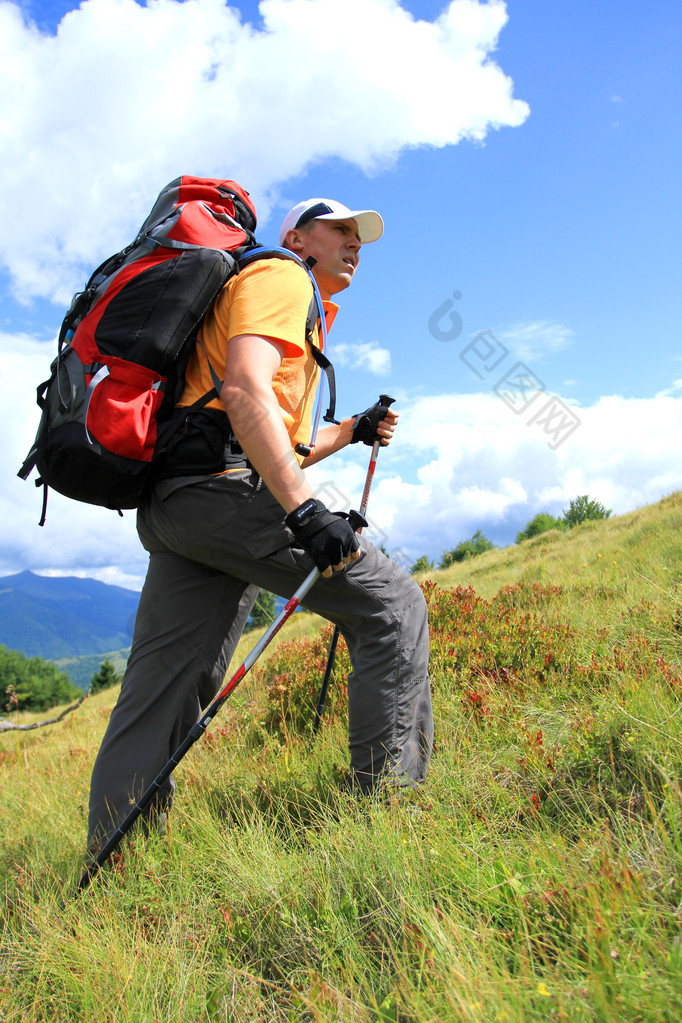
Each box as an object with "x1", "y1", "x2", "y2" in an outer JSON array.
[{"x1": 244, "y1": 519, "x2": 300, "y2": 561}]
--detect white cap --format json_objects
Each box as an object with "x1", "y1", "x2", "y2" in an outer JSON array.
[{"x1": 278, "y1": 198, "x2": 384, "y2": 246}]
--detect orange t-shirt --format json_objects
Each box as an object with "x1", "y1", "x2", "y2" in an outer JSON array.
[{"x1": 179, "y1": 258, "x2": 337, "y2": 452}]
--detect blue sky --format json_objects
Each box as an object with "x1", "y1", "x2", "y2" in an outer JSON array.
[{"x1": 1, "y1": 0, "x2": 680, "y2": 589}]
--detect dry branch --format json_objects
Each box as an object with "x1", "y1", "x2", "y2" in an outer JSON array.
[{"x1": 0, "y1": 693, "x2": 87, "y2": 732}]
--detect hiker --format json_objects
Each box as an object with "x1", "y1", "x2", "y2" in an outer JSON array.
[{"x1": 87, "y1": 197, "x2": 434, "y2": 851}]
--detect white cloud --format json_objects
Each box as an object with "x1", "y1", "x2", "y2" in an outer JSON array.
[
  {"x1": 0, "y1": 0, "x2": 528, "y2": 303},
  {"x1": 656, "y1": 379, "x2": 682, "y2": 398},
  {"x1": 333, "y1": 342, "x2": 392, "y2": 376},
  {"x1": 497, "y1": 320, "x2": 576, "y2": 362},
  {"x1": 307, "y1": 388, "x2": 682, "y2": 562}
]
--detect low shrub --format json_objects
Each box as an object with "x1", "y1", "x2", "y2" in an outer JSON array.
[{"x1": 252, "y1": 623, "x2": 350, "y2": 736}]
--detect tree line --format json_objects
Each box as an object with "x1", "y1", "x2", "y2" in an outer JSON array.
[
  {"x1": 409, "y1": 494, "x2": 612, "y2": 574},
  {"x1": 0, "y1": 648, "x2": 124, "y2": 716},
  {"x1": 0, "y1": 645, "x2": 81, "y2": 713}
]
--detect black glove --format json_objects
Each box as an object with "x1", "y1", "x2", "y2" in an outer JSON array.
[
  {"x1": 351, "y1": 396, "x2": 394, "y2": 445},
  {"x1": 285, "y1": 499, "x2": 363, "y2": 574}
]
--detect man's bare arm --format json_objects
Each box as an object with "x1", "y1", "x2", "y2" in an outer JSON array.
[{"x1": 220, "y1": 333, "x2": 315, "y2": 514}]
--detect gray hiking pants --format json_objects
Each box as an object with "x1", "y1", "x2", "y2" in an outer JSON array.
[{"x1": 88, "y1": 469, "x2": 433, "y2": 847}]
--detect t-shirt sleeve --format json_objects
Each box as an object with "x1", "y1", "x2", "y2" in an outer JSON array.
[{"x1": 217, "y1": 258, "x2": 313, "y2": 358}]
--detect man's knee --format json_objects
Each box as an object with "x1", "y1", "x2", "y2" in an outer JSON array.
[{"x1": 395, "y1": 573, "x2": 429, "y2": 664}]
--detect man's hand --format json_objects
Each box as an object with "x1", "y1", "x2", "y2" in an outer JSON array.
[
  {"x1": 285, "y1": 499, "x2": 364, "y2": 578},
  {"x1": 351, "y1": 396, "x2": 398, "y2": 447}
]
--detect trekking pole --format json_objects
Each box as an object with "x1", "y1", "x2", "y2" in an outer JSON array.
[
  {"x1": 312, "y1": 395, "x2": 395, "y2": 738},
  {"x1": 73, "y1": 510, "x2": 362, "y2": 897}
]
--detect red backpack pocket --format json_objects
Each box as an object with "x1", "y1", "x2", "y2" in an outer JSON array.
[{"x1": 85, "y1": 357, "x2": 166, "y2": 462}]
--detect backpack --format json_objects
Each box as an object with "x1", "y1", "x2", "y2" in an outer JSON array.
[{"x1": 18, "y1": 176, "x2": 260, "y2": 524}]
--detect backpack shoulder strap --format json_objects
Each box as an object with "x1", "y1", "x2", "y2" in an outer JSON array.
[
  {"x1": 236, "y1": 247, "x2": 338, "y2": 426},
  {"x1": 304, "y1": 295, "x2": 338, "y2": 426}
]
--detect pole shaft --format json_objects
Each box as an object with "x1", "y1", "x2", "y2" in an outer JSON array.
[{"x1": 312, "y1": 426, "x2": 387, "y2": 737}]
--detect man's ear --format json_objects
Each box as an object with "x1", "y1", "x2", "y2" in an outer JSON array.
[{"x1": 284, "y1": 228, "x2": 306, "y2": 255}]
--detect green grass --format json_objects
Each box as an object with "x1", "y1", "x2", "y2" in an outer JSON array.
[{"x1": 2, "y1": 493, "x2": 682, "y2": 1021}]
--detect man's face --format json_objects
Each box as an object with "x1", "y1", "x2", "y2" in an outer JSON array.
[{"x1": 289, "y1": 218, "x2": 362, "y2": 300}]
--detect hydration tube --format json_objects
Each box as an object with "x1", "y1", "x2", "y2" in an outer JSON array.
[{"x1": 302, "y1": 260, "x2": 330, "y2": 456}]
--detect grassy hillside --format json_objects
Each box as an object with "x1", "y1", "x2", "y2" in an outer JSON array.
[
  {"x1": 1, "y1": 494, "x2": 681, "y2": 1022},
  {"x1": 432, "y1": 494, "x2": 680, "y2": 603}
]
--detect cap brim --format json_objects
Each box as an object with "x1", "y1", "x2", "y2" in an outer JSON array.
[{"x1": 317, "y1": 209, "x2": 384, "y2": 244}]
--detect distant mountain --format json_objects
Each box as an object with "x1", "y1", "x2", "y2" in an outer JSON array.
[
  {"x1": 52, "y1": 648, "x2": 131, "y2": 692},
  {"x1": 0, "y1": 572, "x2": 296, "y2": 690},
  {"x1": 0, "y1": 570, "x2": 140, "y2": 663}
]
